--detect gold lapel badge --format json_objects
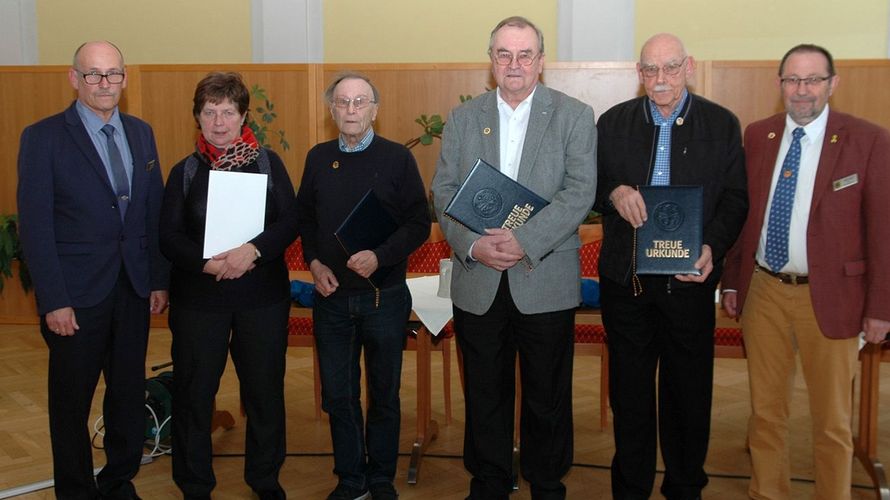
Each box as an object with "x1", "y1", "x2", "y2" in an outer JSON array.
[
  {"x1": 332, "y1": 161, "x2": 339, "y2": 170},
  {"x1": 831, "y1": 134, "x2": 838, "y2": 143},
  {"x1": 483, "y1": 127, "x2": 491, "y2": 135},
  {"x1": 768, "y1": 132, "x2": 776, "y2": 139},
  {"x1": 783, "y1": 170, "x2": 793, "y2": 178},
  {"x1": 146, "y1": 159, "x2": 157, "y2": 171}
]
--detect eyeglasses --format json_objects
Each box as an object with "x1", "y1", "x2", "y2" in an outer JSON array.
[
  {"x1": 77, "y1": 70, "x2": 125, "y2": 85},
  {"x1": 639, "y1": 57, "x2": 687, "y2": 78},
  {"x1": 331, "y1": 96, "x2": 376, "y2": 110},
  {"x1": 492, "y1": 51, "x2": 540, "y2": 67},
  {"x1": 780, "y1": 75, "x2": 832, "y2": 88},
  {"x1": 200, "y1": 109, "x2": 241, "y2": 121}
]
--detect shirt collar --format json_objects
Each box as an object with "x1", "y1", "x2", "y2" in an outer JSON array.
[
  {"x1": 648, "y1": 89, "x2": 689, "y2": 126},
  {"x1": 75, "y1": 100, "x2": 123, "y2": 135},
  {"x1": 786, "y1": 104, "x2": 830, "y2": 141},
  {"x1": 496, "y1": 86, "x2": 537, "y2": 111},
  {"x1": 339, "y1": 128, "x2": 375, "y2": 153}
]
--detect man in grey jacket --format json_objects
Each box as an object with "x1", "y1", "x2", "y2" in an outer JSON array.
[{"x1": 431, "y1": 16, "x2": 597, "y2": 500}]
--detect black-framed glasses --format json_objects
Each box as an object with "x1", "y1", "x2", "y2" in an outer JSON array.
[
  {"x1": 780, "y1": 75, "x2": 832, "y2": 88},
  {"x1": 77, "y1": 70, "x2": 125, "y2": 85},
  {"x1": 492, "y1": 50, "x2": 540, "y2": 67},
  {"x1": 639, "y1": 57, "x2": 687, "y2": 78},
  {"x1": 331, "y1": 96, "x2": 376, "y2": 110}
]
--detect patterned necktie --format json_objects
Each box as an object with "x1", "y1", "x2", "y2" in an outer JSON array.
[
  {"x1": 100, "y1": 124, "x2": 130, "y2": 219},
  {"x1": 764, "y1": 126, "x2": 805, "y2": 272}
]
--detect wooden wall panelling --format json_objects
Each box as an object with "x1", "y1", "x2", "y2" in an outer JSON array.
[
  {"x1": 831, "y1": 60, "x2": 890, "y2": 132},
  {"x1": 0, "y1": 67, "x2": 75, "y2": 214},
  {"x1": 5, "y1": 60, "x2": 890, "y2": 324},
  {"x1": 135, "y1": 64, "x2": 313, "y2": 186},
  {"x1": 543, "y1": 62, "x2": 643, "y2": 120},
  {"x1": 315, "y1": 63, "x2": 493, "y2": 189},
  {"x1": 708, "y1": 61, "x2": 784, "y2": 131}
]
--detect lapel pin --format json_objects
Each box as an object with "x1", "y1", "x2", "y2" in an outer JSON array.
[
  {"x1": 483, "y1": 127, "x2": 491, "y2": 135},
  {"x1": 332, "y1": 161, "x2": 339, "y2": 170},
  {"x1": 831, "y1": 134, "x2": 838, "y2": 143},
  {"x1": 146, "y1": 159, "x2": 156, "y2": 171},
  {"x1": 768, "y1": 132, "x2": 776, "y2": 139},
  {"x1": 675, "y1": 117, "x2": 684, "y2": 126}
]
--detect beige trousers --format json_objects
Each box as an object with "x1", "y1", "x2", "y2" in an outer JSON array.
[{"x1": 741, "y1": 267, "x2": 859, "y2": 500}]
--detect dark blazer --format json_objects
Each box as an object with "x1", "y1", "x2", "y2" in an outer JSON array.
[
  {"x1": 431, "y1": 85, "x2": 598, "y2": 315},
  {"x1": 17, "y1": 102, "x2": 169, "y2": 315},
  {"x1": 595, "y1": 93, "x2": 748, "y2": 288},
  {"x1": 723, "y1": 110, "x2": 890, "y2": 338}
]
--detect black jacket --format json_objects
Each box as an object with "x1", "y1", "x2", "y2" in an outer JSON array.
[{"x1": 595, "y1": 93, "x2": 748, "y2": 287}]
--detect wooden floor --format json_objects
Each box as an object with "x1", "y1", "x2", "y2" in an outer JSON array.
[{"x1": 1, "y1": 323, "x2": 888, "y2": 499}]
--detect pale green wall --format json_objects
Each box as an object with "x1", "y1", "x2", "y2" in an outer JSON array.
[
  {"x1": 32, "y1": 1, "x2": 889, "y2": 63},
  {"x1": 635, "y1": 0, "x2": 888, "y2": 60},
  {"x1": 36, "y1": 0, "x2": 252, "y2": 64},
  {"x1": 323, "y1": 1, "x2": 558, "y2": 63}
]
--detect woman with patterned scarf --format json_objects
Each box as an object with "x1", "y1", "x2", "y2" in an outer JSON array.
[{"x1": 159, "y1": 71, "x2": 298, "y2": 499}]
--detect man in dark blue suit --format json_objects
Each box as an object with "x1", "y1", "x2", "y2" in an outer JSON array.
[{"x1": 17, "y1": 41, "x2": 169, "y2": 499}]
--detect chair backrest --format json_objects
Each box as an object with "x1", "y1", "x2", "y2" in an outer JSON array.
[
  {"x1": 285, "y1": 237, "x2": 309, "y2": 271},
  {"x1": 407, "y1": 223, "x2": 451, "y2": 273},
  {"x1": 579, "y1": 224, "x2": 603, "y2": 278}
]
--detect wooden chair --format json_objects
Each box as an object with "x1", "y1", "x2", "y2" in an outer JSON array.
[
  {"x1": 285, "y1": 238, "x2": 324, "y2": 419},
  {"x1": 575, "y1": 224, "x2": 610, "y2": 430},
  {"x1": 853, "y1": 340, "x2": 890, "y2": 495},
  {"x1": 405, "y1": 223, "x2": 457, "y2": 424}
]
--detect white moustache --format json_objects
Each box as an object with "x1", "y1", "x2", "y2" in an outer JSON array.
[{"x1": 653, "y1": 85, "x2": 671, "y2": 92}]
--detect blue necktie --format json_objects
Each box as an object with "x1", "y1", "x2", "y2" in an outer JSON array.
[
  {"x1": 100, "y1": 124, "x2": 130, "y2": 219},
  {"x1": 764, "y1": 127, "x2": 805, "y2": 272}
]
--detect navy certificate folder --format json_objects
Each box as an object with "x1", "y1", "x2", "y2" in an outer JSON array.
[
  {"x1": 443, "y1": 158, "x2": 549, "y2": 234},
  {"x1": 334, "y1": 189, "x2": 398, "y2": 286},
  {"x1": 635, "y1": 185, "x2": 703, "y2": 275}
]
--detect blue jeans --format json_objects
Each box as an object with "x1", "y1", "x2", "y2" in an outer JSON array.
[{"x1": 313, "y1": 283, "x2": 411, "y2": 489}]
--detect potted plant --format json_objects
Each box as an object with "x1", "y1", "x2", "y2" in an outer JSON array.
[{"x1": 0, "y1": 214, "x2": 32, "y2": 294}]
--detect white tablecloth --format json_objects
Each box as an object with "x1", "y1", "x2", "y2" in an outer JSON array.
[{"x1": 406, "y1": 276, "x2": 453, "y2": 336}]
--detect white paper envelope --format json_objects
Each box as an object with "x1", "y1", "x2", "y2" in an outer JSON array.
[{"x1": 203, "y1": 170, "x2": 267, "y2": 258}]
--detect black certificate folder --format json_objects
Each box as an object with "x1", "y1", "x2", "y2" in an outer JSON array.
[
  {"x1": 335, "y1": 189, "x2": 398, "y2": 286},
  {"x1": 635, "y1": 185, "x2": 703, "y2": 275},
  {"x1": 443, "y1": 158, "x2": 550, "y2": 234}
]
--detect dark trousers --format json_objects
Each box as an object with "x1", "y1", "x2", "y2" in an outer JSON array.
[
  {"x1": 454, "y1": 273, "x2": 575, "y2": 500},
  {"x1": 312, "y1": 283, "x2": 411, "y2": 490},
  {"x1": 601, "y1": 276, "x2": 715, "y2": 500},
  {"x1": 170, "y1": 299, "x2": 289, "y2": 499},
  {"x1": 42, "y1": 271, "x2": 149, "y2": 500}
]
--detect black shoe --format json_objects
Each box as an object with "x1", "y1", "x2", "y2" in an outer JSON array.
[
  {"x1": 327, "y1": 483, "x2": 369, "y2": 500},
  {"x1": 369, "y1": 482, "x2": 398, "y2": 500}
]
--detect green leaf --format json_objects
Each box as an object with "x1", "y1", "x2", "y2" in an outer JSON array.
[{"x1": 420, "y1": 134, "x2": 433, "y2": 146}]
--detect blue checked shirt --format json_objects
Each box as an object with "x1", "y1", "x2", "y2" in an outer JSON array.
[
  {"x1": 339, "y1": 128, "x2": 375, "y2": 153},
  {"x1": 648, "y1": 90, "x2": 688, "y2": 186}
]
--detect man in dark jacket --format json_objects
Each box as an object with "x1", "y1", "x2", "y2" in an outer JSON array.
[
  {"x1": 595, "y1": 33, "x2": 748, "y2": 500},
  {"x1": 17, "y1": 41, "x2": 169, "y2": 499}
]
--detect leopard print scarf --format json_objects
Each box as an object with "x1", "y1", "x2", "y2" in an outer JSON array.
[{"x1": 196, "y1": 124, "x2": 261, "y2": 171}]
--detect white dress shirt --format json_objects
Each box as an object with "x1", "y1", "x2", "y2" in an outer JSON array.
[
  {"x1": 496, "y1": 86, "x2": 536, "y2": 180},
  {"x1": 756, "y1": 105, "x2": 830, "y2": 275}
]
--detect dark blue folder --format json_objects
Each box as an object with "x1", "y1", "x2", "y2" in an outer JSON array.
[
  {"x1": 635, "y1": 185, "x2": 703, "y2": 275},
  {"x1": 334, "y1": 189, "x2": 398, "y2": 287},
  {"x1": 443, "y1": 158, "x2": 549, "y2": 234}
]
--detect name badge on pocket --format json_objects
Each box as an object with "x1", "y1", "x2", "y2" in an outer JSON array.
[{"x1": 832, "y1": 173, "x2": 858, "y2": 191}]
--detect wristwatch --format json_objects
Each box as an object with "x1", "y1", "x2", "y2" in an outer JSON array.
[{"x1": 252, "y1": 245, "x2": 261, "y2": 260}]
